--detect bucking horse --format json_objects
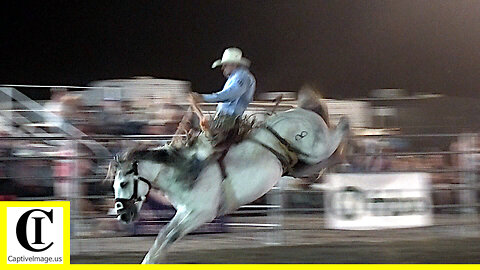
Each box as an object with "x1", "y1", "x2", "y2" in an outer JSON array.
[{"x1": 106, "y1": 89, "x2": 349, "y2": 263}]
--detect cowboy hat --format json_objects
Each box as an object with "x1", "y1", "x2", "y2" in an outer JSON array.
[{"x1": 211, "y1": 47, "x2": 251, "y2": 69}]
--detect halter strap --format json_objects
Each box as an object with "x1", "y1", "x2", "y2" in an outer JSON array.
[
  {"x1": 137, "y1": 177, "x2": 152, "y2": 198},
  {"x1": 132, "y1": 161, "x2": 153, "y2": 199},
  {"x1": 117, "y1": 161, "x2": 153, "y2": 203}
]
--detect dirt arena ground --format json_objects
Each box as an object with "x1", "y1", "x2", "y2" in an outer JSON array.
[{"x1": 71, "y1": 215, "x2": 480, "y2": 264}]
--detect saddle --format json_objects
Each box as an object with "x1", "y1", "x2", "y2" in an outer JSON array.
[
  {"x1": 170, "y1": 114, "x2": 257, "y2": 182},
  {"x1": 208, "y1": 115, "x2": 256, "y2": 179}
]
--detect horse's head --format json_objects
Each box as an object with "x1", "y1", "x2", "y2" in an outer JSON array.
[{"x1": 108, "y1": 154, "x2": 152, "y2": 224}]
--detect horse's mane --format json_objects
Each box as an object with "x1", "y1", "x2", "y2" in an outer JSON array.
[
  {"x1": 121, "y1": 144, "x2": 183, "y2": 165},
  {"x1": 104, "y1": 144, "x2": 186, "y2": 182},
  {"x1": 112, "y1": 143, "x2": 203, "y2": 189}
]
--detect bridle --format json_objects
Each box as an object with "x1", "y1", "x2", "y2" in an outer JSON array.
[{"x1": 115, "y1": 160, "x2": 153, "y2": 211}]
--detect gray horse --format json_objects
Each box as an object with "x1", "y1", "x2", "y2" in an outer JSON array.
[{"x1": 109, "y1": 90, "x2": 349, "y2": 263}]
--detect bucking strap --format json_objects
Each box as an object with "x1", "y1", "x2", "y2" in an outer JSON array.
[
  {"x1": 262, "y1": 125, "x2": 310, "y2": 157},
  {"x1": 248, "y1": 138, "x2": 293, "y2": 175}
]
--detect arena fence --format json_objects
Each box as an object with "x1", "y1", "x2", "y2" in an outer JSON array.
[
  {"x1": 1, "y1": 132, "x2": 479, "y2": 254},
  {"x1": 0, "y1": 85, "x2": 479, "y2": 253}
]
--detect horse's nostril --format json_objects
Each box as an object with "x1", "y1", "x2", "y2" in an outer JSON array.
[
  {"x1": 120, "y1": 214, "x2": 129, "y2": 222},
  {"x1": 115, "y1": 202, "x2": 123, "y2": 212}
]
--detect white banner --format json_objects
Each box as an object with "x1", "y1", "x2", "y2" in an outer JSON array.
[{"x1": 324, "y1": 173, "x2": 433, "y2": 230}]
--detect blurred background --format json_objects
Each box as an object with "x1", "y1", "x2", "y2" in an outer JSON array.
[{"x1": 1, "y1": 0, "x2": 480, "y2": 263}]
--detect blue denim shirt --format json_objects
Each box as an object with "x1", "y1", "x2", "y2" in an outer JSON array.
[{"x1": 202, "y1": 67, "x2": 256, "y2": 116}]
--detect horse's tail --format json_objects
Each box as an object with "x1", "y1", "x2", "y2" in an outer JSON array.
[
  {"x1": 289, "y1": 116, "x2": 350, "y2": 178},
  {"x1": 297, "y1": 85, "x2": 330, "y2": 127}
]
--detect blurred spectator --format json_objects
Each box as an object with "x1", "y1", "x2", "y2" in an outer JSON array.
[
  {"x1": 429, "y1": 152, "x2": 458, "y2": 212},
  {"x1": 451, "y1": 134, "x2": 479, "y2": 213},
  {"x1": 53, "y1": 143, "x2": 104, "y2": 213},
  {"x1": 53, "y1": 140, "x2": 76, "y2": 200},
  {"x1": 44, "y1": 87, "x2": 67, "y2": 129},
  {"x1": 94, "y1": 98, "x2": 146, "y2": 135},
  {"x1": 147, "y1": 97, "x2": 185, "y2": 135},
  {"x1": 59, "y1": 94, "x2": 85, "y2": 125},
  {"x1": 11, "y1": 146, "x2": 54, "y2": 198},
  {"x1": 0, "y1": 130, "x2": 15, "y2": 199}
]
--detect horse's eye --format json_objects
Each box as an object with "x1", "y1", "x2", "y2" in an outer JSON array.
[{"x1": 120, "y1": 182, "x2": 128, "y2": 188}]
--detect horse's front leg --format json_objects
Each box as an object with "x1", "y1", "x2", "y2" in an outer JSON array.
[
  {"x1": 142, "y1": 209, "x2": 216, "y2": 264},
  {"x1": 141, "y1": 212, "x2": 184, "y2": 264}
]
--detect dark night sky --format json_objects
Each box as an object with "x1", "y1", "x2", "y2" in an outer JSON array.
[{"x1": 1, "y1": 0, "x2": 479, "y2": 99}]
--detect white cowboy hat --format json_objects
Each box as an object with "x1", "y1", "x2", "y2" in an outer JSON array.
[{"x1": 211, "y1": 47, "x2": 251, "y2": 69}]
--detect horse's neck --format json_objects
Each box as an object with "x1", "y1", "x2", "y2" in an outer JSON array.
[
  {"x1": 170, "y1": 133, "x2": 214, "y2": 160},
  {"x1": 137, "y1": 160, "x2": 184, "y2": 197}
]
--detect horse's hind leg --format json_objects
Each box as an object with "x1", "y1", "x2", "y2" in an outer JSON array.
[{"x1": 142, "y1": 209, "x2": 216, "y2": 264}]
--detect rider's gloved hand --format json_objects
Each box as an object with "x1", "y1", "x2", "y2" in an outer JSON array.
[{"x1": 188, "y1": 92, "x2": 204, "y2": 103}]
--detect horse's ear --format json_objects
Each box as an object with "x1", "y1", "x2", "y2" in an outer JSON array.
[{"x1": 132, "y1": 160, "x2": 139, "y2": 174}]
